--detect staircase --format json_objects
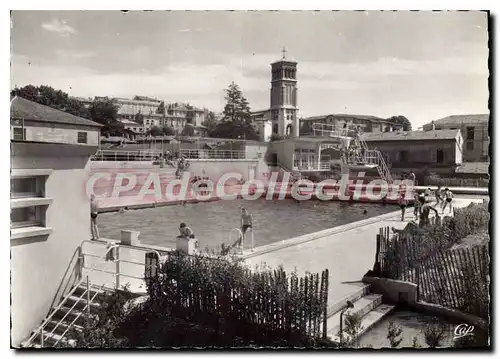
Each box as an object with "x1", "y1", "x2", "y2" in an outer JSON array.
[
  {"x1": 22, "y1": 281, "x2": 107, "y2": 348},
  {"x1": 326, "y1": 283, "x2": 394, "y2": 345},
  {"x1": 351, "y1": 135, "x2": 394, "y2": 184}
]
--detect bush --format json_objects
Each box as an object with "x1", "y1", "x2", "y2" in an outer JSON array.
[
  {"x1": 422, "y1": 322, "x2": 446, "y2": 348},
  {"x1": 66, "y1": 253, "x2": 331, "y2": 348}
]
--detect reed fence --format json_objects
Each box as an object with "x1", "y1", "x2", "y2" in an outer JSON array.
[{"x1": 145, "y1": 252, "x2": 330, "y2": 340}]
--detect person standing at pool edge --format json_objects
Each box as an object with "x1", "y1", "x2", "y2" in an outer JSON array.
[
  {"x1": 90, "y1": 194, "x2": 99, "y2": 240},
  {"x1": 434, "y1": 185, "x2": 443, "y2": 207},
  {"x1": 397, "y1": 190, "x2": 408, "y2": 221},
  {"x1": 442, "y1": 188, "x2": 454, "y2": 214},
  {"x1": 240, "y1": 208, "x2": 253, "y2": 245}
]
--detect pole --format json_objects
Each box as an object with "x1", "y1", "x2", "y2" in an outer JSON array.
[
  {"x1": 86, "y1": 275, "x2": 90, "y2": 314},
  {"x1": 339, "y1": 311, "x2": 344, "y2": 345},
  {"x1": 115, "y1": 247, "x2": 120, "y2": 290}
]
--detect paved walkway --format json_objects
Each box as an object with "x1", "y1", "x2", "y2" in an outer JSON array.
[{"x1": 243, "y1": 196, "x2": 485, "y2": 307}]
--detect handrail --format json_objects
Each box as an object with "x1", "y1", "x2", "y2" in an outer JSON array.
[
  {"x1": 25, "y1": 244, "x2": 120, "y2": 347},
  {"x1": 81, "y1": 240, "x2": 163, "y2": 288},
  {"x1": 229, "y1": 228, "x2": 243, "y2": 253},
  {"x1": 47, "y1": 246, "x2": 82, "y2": 314},
  {"x1": 52, "y1": 280, "x2": 106, "y2": 347}
]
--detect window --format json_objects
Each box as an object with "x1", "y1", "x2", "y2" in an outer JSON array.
[
  {"x1": 466, "y1": 127, "x2": 475, "y2": 140},
  {"x1": 10, "y1": 172, "x2": 53, "y2": 240},
  {"x1": 13, "y1": 127, "x2": 26, "y2": 140},
  {"x1": 466, "y1": 141, "x2": 474, "y2": 151},
  {"x1": 11, "y1": 206, "x2": 42, "y2": 228},
  {"x1": 77, "y1": 132, "x2": 88, "y2": 144},
  {"x1": 436, "y1": 149, "x2": 444, "y2": 164},
  {"x1": 11, "y1": 177, "x2": 39, "y2": 198},
  {"x1": 272, "y1": 124, "x2": 278, "y2": 134},
  {"x1": 399, "y1": 151, "x2": 409, "y2": 163}
]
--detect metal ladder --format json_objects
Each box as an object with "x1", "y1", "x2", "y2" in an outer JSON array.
[{"x1": 349, "y1": 132, "x2": 393, "y2": 184}]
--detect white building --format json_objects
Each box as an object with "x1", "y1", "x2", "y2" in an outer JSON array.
[{"x1": 10, "y1": 97, "x2": 101, "y2": 346}]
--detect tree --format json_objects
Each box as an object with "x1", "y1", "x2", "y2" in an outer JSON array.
[
  {"x1": 386, "y1": 115, "x2": 412, "y2": 131},
  {"x1": 223, "y1": 82, "x2": 251, "y2": 122},
  {"x1": 201, "y1": 111, "x2": 218, "y2": 136},
  {"x1": 211, "y1": 82, "x2": 258, "y2": 140},
  {"x1": 134, "y1": 112, "x2": 145, "y2": 124},
  {"x1": 156, "y1": 101, "x2": 165, "y2": 115},
  {"x1": 11, "y1": 84, "x2": 91, "y2": 119},
  {"x1": 181, "y1": 124, "x2": 195, "y2": 137},
  {"x1": 162, "y1": 126, "x2": 175, "y2": 136},
  {"x1": 11, "y1": 84, "x2": 39, "y2": 102},
  {"x1": 147, "y1": 125, "x2": 163, "y2": 137},
  {"x1": 88, "y1": 99, "x2": 123, "y2": 136}
]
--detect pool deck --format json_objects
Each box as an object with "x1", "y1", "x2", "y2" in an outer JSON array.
[
  {"x1": 89, "y1": 195, "x2": 486, "y2": 306},
  {"x1": 242, "y1": 196, "x2": 485, "y2": 307}
]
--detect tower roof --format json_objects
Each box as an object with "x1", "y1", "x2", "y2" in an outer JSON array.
[{"x1": 271, "y1": 46, "x2": 297, "y2": 65}]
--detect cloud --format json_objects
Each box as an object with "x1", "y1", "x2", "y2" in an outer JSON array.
[
  {"x1": 10, "y1": 49, "x2": 488, "y2": 128},
  {"x1": 178, "y1": 28, "x2": 203, "y2": 33},
  {"x1": 41, "y1": 18, "x2": 76, "y2": 36},
  {"x1": 55, "y1": 49, "x2": 94, "y2": 60}
]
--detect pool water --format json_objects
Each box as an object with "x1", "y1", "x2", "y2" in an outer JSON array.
[
  {"x1": 98, "y1": 199, "x2": 397, "y2": 250},
  {"x1": 358, "y1": 310, "x2": 464, "y2": 348}
]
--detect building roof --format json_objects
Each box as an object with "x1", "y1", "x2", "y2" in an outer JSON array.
[
  {"x1": 10, "y1": 96, "x2": 102, "y2": 128},
  {"x1": 251, "y1": 109, "x2": 270, "y2": 116},
  {"x1": 302, "y1": 113, "x2": 390, "y2": 123},
  {"x1": 426, "y1": 114, "x2": 490, "y2": 127},
  {"x1": 455, "y1": 162, "x2": 490, "y2": 175},
  {"x1": 362, "y1": 129, "x2": 460, "y2": 142},
  {"x1": 119, "y1": 119, "x2": 142, "y2": 125}
]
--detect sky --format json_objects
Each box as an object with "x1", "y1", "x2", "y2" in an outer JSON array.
[{"x1": 10, "y1": 10, "x2": 489, "y2": 128}]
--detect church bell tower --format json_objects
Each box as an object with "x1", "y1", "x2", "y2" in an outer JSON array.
[{"x1": 269, "y1": 47, "x2": 299, "y2": 137}]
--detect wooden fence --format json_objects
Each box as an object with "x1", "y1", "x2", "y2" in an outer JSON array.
[
  {"x1": 375, "y1": 225, "x2": 489, "y2": 318},
  {"x1": 145, "y1": 252, "x2": 330, "y2": 340}
]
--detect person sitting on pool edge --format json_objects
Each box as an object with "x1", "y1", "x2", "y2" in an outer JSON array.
[{"x1": 179, "y1": 223, "x2": 195, "y2": 239}]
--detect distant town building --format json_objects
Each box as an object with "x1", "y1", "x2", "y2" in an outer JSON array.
[
  {"x1": 119, "y1": 118, "x2": 145, "y2": 134},
  {"x1": 10, "y1": 97, "x2": 101, "y2": 346},
  {"x1": 114, "y1": 97, "x2": 162, "y2": 120},
  {"x1": 300, "y1": 114, "x2": 394, "y2": 135},
  {"x1": 422, "y1": 114, "x2": 489, "y2": 162},
  {"x1": 69, "y1": 96, "x2": 93, "y2": 107},
  {"x1": 251, "y1": 109, "x2": 273, "y2": 142},
  {"x1": 114, "y1": 98, "x2": 208, "y2": 135}
]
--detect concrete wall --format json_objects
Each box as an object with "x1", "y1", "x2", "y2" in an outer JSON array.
[
  {"x1": 363, "y1": 276, "x2": 418, "y2": 305},
  {"x1": 367, "y1": 139, "x2": 461, "y2": 167},
  {"x1": 11, "y1": 148, "x2": 93, "y2": 346},
  {"x1": 12, "y1": 121, "x2": 100, "y2": 146}
]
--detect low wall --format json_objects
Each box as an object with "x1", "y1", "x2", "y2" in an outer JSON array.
[
  {"x1": 362, "y1": 276, "x2": 488, "y2": 331},
  {"x1": 362, "y1": 276, "x2": 418, "y2": 305},
  {"x1": 414, "y1": 185, "x2": 488, "y2": 196},
  {"x1": 413, "y1": 302, "x2": 488, "y2": 331}
]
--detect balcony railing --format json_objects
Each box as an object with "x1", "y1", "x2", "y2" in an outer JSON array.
[
  {"x1": 91, "y1": 150, "x2": 162, "y2": 162},
  {"x1": 292, "y1": 161, "x2": 332, "y2": 171},
  {"x1": 179, "y1": 149, "x2": 255, "y2": 160}
]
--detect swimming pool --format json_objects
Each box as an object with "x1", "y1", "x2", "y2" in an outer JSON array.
[{"x1": 98, "y1": 199, "x2": 397, "y2": 251}]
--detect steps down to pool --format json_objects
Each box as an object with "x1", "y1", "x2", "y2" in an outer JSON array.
[{"x1": 326, "y1": 283, "x2": 395, "y2": 344}]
